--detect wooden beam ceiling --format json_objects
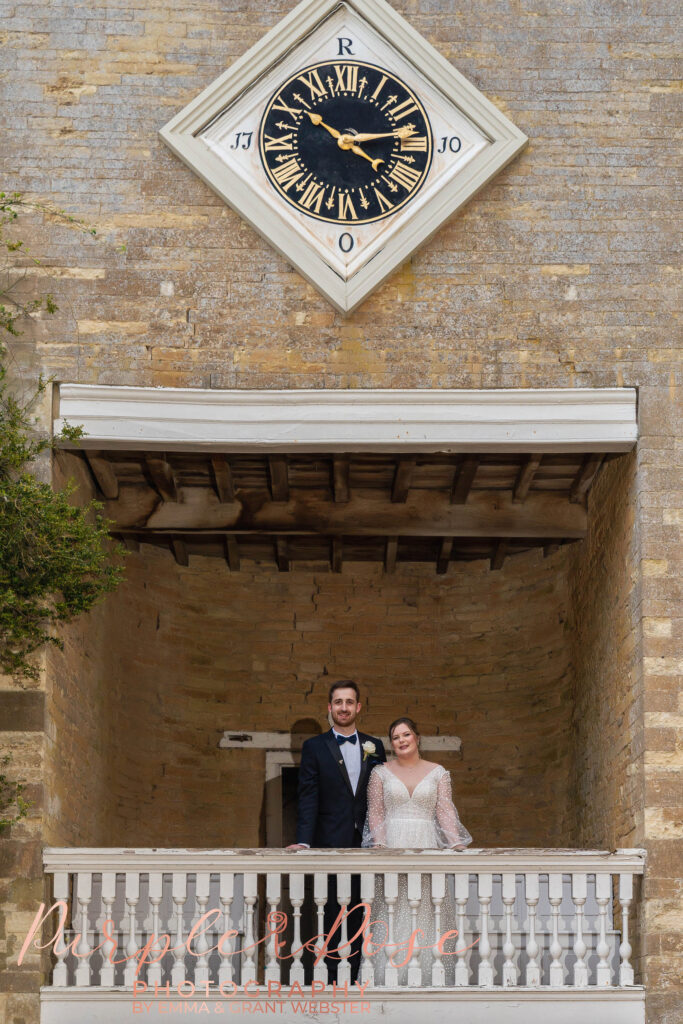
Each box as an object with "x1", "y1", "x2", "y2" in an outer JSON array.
[
  {"x1": 104, "y1": 489, "x2": 587, "y2": 539},
  {"x1": 451, "y1": 456, "x2": 479, "y2": 504},
  {"x1": 65, "y1": 448, "x2": 614, "y2": 573}
]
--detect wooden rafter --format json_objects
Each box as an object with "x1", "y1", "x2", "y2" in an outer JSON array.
[
  {"x1": 275, "y1": 537, "x2": 289, "y2": 572},
  {"x1": 171, "y1": 537, "x2": 188, "y2": 566},
  {"x1": 570, "y1": 454, "x2": 604, "y2": 504},
  {"x1": 268, "y1": 455, "x2": 289, "y2": 502},
  {"x1": 224, "y1": 535, "x2": 241, "y2": 572},
  {"x1": 392, "y1": 456, "x2": 417, "y2": 503},
  {"x1": 85, "y1": 451, "x2": 119, "y2": 499},
  {"x1": 105, "y1": 490, "x2": 587, "y2": 539},
  {"x1": 436, "y1": 537, "x2": 453, "y2": 575},
  {"x1": 491, "y1": 539, "x2": 508, "y2": 571},
  {"x1": 385, "y1": 536, "x2": 398, "y2": 573},
  {"x1": 332, "y1": 536, "x2": 343, "y2": 573},
  {"x1": 210, "y1": 455, "x2": 234, "y2": 503},
  {"x1": 451, "y1": 456, "x2": 480, "y2": 504},
  {"x1": 512, "y1": 454, "x2": 542, "y2": 503},
  {"x1": 543, "y1": 543, "x2": 560, "y2": 558},
  {"x1": 333, "y1": 455, "x2": 350, "y2": 503},
  {"x1": 145, "y1": 456, "x2": 178, "y2": 502}
]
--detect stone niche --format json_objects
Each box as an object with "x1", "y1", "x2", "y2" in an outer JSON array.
[{"x1": 43, "y1": 448, "x2": 641, "y2": 858}]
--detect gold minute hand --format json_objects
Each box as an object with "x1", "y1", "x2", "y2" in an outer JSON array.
[{"x1": 348, "y1": 127, "x2": 417, "y2": 143}]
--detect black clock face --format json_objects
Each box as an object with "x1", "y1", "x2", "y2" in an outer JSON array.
[{"x1": 259, "y1": 61, "x2": 433, "y2": 225}]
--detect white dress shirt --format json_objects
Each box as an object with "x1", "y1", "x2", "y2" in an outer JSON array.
[{"x1": 333, "y1": 728, "x2": 361, "y2": 794}]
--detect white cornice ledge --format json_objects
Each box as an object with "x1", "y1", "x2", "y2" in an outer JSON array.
[{"x1": 55, "y1": 385, "x2": 638, "y2": 454}]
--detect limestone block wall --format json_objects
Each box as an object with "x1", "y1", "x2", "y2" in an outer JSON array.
[{"x1": 0, "y1": 0, "x2": 680, "y2": 1020}]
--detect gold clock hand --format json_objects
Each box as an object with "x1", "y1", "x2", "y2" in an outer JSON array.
[
  {"x1": 345, "y1": 127, "x2": 417, "y2": 144},
  {"x1": 305, "y1": 111, "x2": 342, "y2": 140},
  {"x1": 306, "y1": 113, "x2": 384, "y2": 171},
  {"x1": 342, "y1": 141, "x2": 385, "y2": 171}
]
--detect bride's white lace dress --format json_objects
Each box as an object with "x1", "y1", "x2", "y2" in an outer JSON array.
[{"x1": 360, "y1": 763, "x2": 472, "y2": 986}]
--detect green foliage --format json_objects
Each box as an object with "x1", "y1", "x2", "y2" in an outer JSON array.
[
  {"x1": 0, "y1": 190, "x2": 124, "y2": 681},
  {"x1": 0, "y1": 753, "x2": 30, "y2": 835}
]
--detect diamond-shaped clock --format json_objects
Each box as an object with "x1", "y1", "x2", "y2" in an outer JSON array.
[{"x1": 160, "y1": 0, "x2": 527, "y2": 313}]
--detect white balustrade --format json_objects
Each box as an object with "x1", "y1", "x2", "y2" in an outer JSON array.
[
  {"x1": 454, "y1": 871, "x2": 470, "y2": 986},
  {"x1": 548, "y1": 871, "x2": 564, "y2": 986},
  {"x1": 217, "y1": 872, "x2": 234, "y2": 987},
  {"x1": 501, "y1": 871, "x2": 517, "y2": 987},
  {"x1": 524, "y1": 871, "x2": 541, "y2": 987},
  {"x1": 41, "y1": 848, "x2": 644, "y2": 995}
]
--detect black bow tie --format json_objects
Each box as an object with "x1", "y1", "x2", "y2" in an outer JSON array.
[{"x1": 336, "y1": 733, "x2": 357, "y2": 746}]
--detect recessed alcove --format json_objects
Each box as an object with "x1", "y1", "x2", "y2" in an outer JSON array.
[{"x1": 43, "y1": 387, "x2": 641, "y2": 863}]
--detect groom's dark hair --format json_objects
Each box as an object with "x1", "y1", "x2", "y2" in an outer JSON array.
[{"x1": 328, "y1": 679, "x2": 360, "y2": 702}]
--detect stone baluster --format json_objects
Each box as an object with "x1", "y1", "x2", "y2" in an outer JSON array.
[
  {"x1": 454, "y1": 873, "x2": 470, "y2": 987},
  {"x1": 618, "y1": 873, "x2": 634, "y2": 986},
  {"x1": 430, "y1": 872, "x2": 446, "y2": 987},
  {"x1": 74, "y1": 872, "x2": 92, "y2": 987},
  {"x1": 336, "y1": 872, "x2": 352, "y2": 986},
  {"x1": 477, "y1": 873, "x2": 493, "y2": 987},
  {"x1": 548, "y1": 872, "x2": 564, "y2": 987},
  {"x1": 147, "y1": 872, "x2": 164, "y2": 987},
  {"x1": 383, "y1": 872, "x2": 399, "y2": 987},
  {"x1": 194, "y1": 872, "x2": 211, "y2": 985},
  {"x1": 501, "y1": 872, "x2": 517, "y2": 987},
  {"x1": 524, "y1": 872, "x2": 541, "y2": 987},
  {"x1": 123, "y1": 873, "x2": 140, "y2": 988},
  {"x1": 265, "y1": 873, "x2": 281, "y2": 983},
  {"x1": 242, "y1": 873, "x2": 258, "y2": 985},
  {"x1": 313, "y1": 873, "x2": 328, "y2": 984},
  {"x1": 289, "y1": 873, "x2": 305, "y2": 985},
  {"x1": 218, "y1": 872, "x2": 234, "y2": 987},
  {"x1": 596, "y1": 872, "x2": 612, "y2": 986},
  {"x1": 171, "y1": 873, "x2": 187, "y2": 986},
  {"x1": 572, "y1": 872, "x2": 588, "y2": 988},
  {"x1": 52, "y1": 872, "x2": 71, "y2": 987},
  {"x1": 406, "y1": 873, "x2": 422, "y2": 987},
  {"x1": 359, "y1": 873, "x2": 376, "y2": 986}
]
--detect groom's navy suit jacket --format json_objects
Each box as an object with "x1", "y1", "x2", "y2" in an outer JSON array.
[{"x1": 296, "y1": 729, "x2": 386, "y2": 847}]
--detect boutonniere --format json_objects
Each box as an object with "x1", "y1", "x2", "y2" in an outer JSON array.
[{"x1": 362, "y1": 741, "x2": 377, "y2": 762}]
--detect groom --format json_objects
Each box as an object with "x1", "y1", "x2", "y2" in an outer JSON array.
[{"x1": 287, "y1": 680, "x2": 386, "y2": 980}]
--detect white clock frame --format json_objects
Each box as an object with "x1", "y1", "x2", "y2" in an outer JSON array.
[{"x1": 159, "y1": 0, "x2": 528, "y2": 314}]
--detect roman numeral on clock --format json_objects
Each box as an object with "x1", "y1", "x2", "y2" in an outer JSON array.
[
  {"x1": 338, "y1": 193, "x2": 358, "y2": 220},
  {"x1": 298, "y1": 180, "x2": 326, "y2": 213},
  {"x1": 297, "y1": 69, "x2": 327, "y2": 100},
  {"x1": 264, "y1": 133, "x2": 294, "y2": 151},
  {"x1": 371, "y1": 74, "x2": 388, "y2": 100},
  {"x1": 333, "y1": 64, "x2": 358, "y2": 93},
  {"x1": 271, "y1": 158, "x2": 304, "y2": 190},
  {"x1": 388, "y1": 98, "x2": 419, "y2": 121},
  {"x1": 388, "y1": 161, "x2": 422, "y2": 189},
  {"x1": 271, "y1": 98, "x2": 301, "y2": 119},
  {"x1": 401, "y1": 134, "x2": 428, "y2": 151},
  {"x1": 374, "y1": 188, "x2": 394, "y2": 214}
]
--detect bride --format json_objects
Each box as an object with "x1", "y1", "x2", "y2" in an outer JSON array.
[{"x1": 360, "y1": 716, "x2": 472, "y2": 986}]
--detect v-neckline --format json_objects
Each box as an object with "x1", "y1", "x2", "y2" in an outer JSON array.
[{"x1": 384, "y1": 764, "x2": 440, "y2": 799}]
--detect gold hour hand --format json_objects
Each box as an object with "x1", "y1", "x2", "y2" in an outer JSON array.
[
  {"x1": 306, "y1": 111, "x2": 341, "y2": 140},
  {"x1": 344, "y1": 141, "x2": 384, "y2": 172}
]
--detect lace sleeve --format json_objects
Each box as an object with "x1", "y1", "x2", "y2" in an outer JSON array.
[
  {"x1": 435, "y1": 769, "x2": 472, "y2": 849},
  {"x1": 361, "y1": 767, "x2": 387, "y2": 848}
]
